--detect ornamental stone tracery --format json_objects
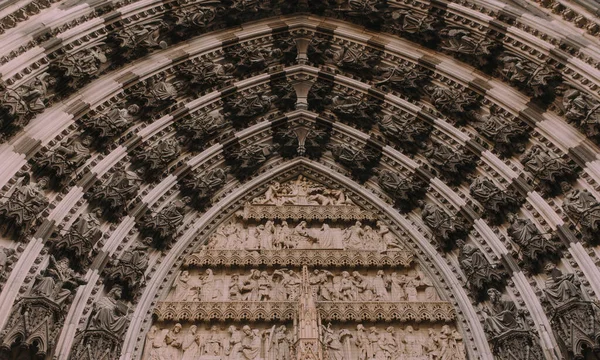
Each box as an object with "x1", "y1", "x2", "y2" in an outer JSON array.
[{"x1": 1, "y1": 1, "x2": 600, "y2": 360}]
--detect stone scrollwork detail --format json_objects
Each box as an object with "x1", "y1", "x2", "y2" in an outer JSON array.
[
  {"x1": 0, "y1": 256, "x2": 86, "y2": 358},
  {"x1": 0, "y1": 73, "x2": 56, "y2": 140},
  {"x1": 328, "y1": 143, "x2": 381, "y2": 183},
  {"x1": 138, "y1": 200, "x2": 186, "y2": 249},
  {"x1": 88, "y1": 169, "x2": 141, "y2": 222},
  {"x1": 563, "y1": 187, "x2": 600, "y2": 244},
  {"x1": 521, "y1": 145, "x2": 576, "y2": 196},
  {"x1": 459, "y1": 243, "x2": 507, "y2": 300},
  {"x1": 179, "y1": 167, "x2": 228, "y2": 210},
  {"x1": 472, "y1": 111, "x2": 529, "y2": 157},
  {"x1": 0, "y1": 174, "x2": 49, "y2": 240},
  {"x1": 469, "y1": 177, "x2": 521, "y2": 225},
  {"x1": 176, "y1": 110, "x2": 229, "y2": 150},
  {"x1": 131, "y1": 138, "x2": 181, "y2": 181},
  {"x1": 377, "y1": 113, "x2": 432, "y2": 154},
  {"x1": 419, "y1": 202, "x2": 468, "y2": 251},
  {"x1": 483, "y1": 288, "x2": 544, "y2": 360},
  {"x1": 224, "y1": 143, "x2": 276, "y2": 180},
  {"x1": 423, "y1": 142, "x2": 476, "y2": 185},
  {"x1": 376, "y1": 169, "x2": 428, "y2": 213},
  {"x1": 542, "y1": 265, "x2": 600, "y2": 358}
]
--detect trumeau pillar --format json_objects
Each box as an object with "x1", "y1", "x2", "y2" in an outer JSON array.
[{"x1": 296, "y1": 266, "x2": 322, "y2": 360}]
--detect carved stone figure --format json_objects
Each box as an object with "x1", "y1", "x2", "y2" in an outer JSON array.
[
  {"x1": 386, "y1": 9, "x2": 438, "y2": 43},
  {"x1": 177, "y1": 110, "x2": 229, "y2": 149},
  {"x1": 324, "y1": 45, "x2": 381, "y2": 76},
  {"x1": 241, "y1": 326, "x2": 261, "y2": 360},
  {"x1": 0, "y1": 175, "x2": 49, "y2": 239},
  {"x1": 459, "y1": 243, "x2": 506, "y2": 299},
  {"x1": 507, "y1": 214, "x2": 561, "y2": 272},
  {"x1": 225, "y1": 143, "x2": 275, "y2": 179},
  {"x1": 498, "y1": 53, "x2": 560, "y2": 101},
  {"x1": 0, "y1": 247, "x2": 15, "y2": 283},
  {"x1": 0, "y1": 73, "x2": 56, "y2": 139},
  {"x1": 226, "y1": 325, "x2": 243, "y2": 360},
  {"x1": 373, "y1": 63, "x2": 430, "y2": 98},
  {"x1": 329, "y1": 143, "x2": 381, "y2": 182},
  {"x1": 423, "y1": 142, "x2": 476, "y2": 184},
  {"x1": 89, "y1": 285, "x2": 130, "y2": 336},
  {"x1": 225, "y1": 92, "x2": 278, "y2": 127},
  {"x1": 521, "y1": 145, "x2": 575, "y2": 195},
  {"x1": 138, "y1": 200, "x2": 186, "y2": 249},
  {"x1": 34, "y1": 136, "x2": 91, "y2": 186},
  {"x1": 271, "y1": 79, "x2": 297, "y2": 111},
  {"x1": 164, "y1": 323, "x2": 184, "y2": 360},
  {"x1": 562, "y1": 188, "x2": 600, "y2": 244},
  {"x1": 439, "y1": 27, "x2": 498, "y2": 58},
  {"x1": 419, "y1": 202, "x2": 467, "y2": 251},
  {"x1": 88, "y1": 169, "x2": 141, "y2": 222},
  {"x1": 424, "y1": 85, "x2": 480, "y2": 124},
  {"x1": 307, "y1": 80, "x2": 334, "y2": 112},
  {"x1": 226, "y1": 44, "x2": 283, "y2": 75},
  {"x1": 543, "y1": 265, "x2": 582, "y2": 308},
  {"x1": 473, "y1": 111, "x2": 529, "y2": 157},
  {"x1": 82, "y1": 103, "x2": 139, "y2": 146},
  {"x1": 51, "y1": 211, "x2": 102, "y2": 267},
  {"x1": 330, "y1": 93, "x2": 381, "y2": 129},
  {"x1": 377, "y1": 113, "x2": 432, "y2": 153},
  {"x1": 179, "y1": 167, "x2": 228, "y2": 210},
  {"x1": 561, "y1": 88, "x2": 600, "y2": 143},
  {"x1": 322, "y1": 325, "x2": 347, "y2": 360},
  {"x1": 32, "y1": 256, "x2": 86, "y2": 304},
  {"x1": 182, "y1": 325, "x2": 201, "y2": 360},
  {"x1": 104, "y1": 243, "x2": 149, "y2": 295},
  {"x1": 469, "y1": 177, "x2": 520, "y2": 225},
  {"x1": 170, "y1": 3, "x2": 223, "y2": 33},
  {"x1": 377, "y1": 169, "x2": 428, "y2": 212},
  {"x1": 483, "y1": 288, "x2": 524, "y2": 337},
  {"x1": 52, "y1": 45, "x2": 109, "y2": 89},
  {"x1": 307, "y1": 37, "x2": 331, "y2": 65},
  {"x1": 110, "y1": 19, "x2": 169, "y2": 59},
  {"x1": 129, "y1": 75, "x2": 178, "y2": 117},
  {"x1": 178, "y1": 60, "x2": 234, "y2": 94}
]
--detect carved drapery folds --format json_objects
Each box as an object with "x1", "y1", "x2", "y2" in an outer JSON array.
[
  {"x1": 473, "y1": 111, "x2": 530, "y2": 157},
  {"x1": 307, "y1": 80, "x2": 334, "y2": 112},
  {"x1": 168, "y1": 2, "x2": 225, "y2": 40},
  {"x1": 541, "y1": 266, "x2": 600, "y2": 358},
  {"x1": 384, "y1": 8, "x2": 439, "y2": 46},
  {"x1": 224, "y1": 143, "x2": 276, "y2": 179},
  {"x1": 179, "y1": 167, "x2": 228, "y2": 210},
  {"x1": 498, "y1": 53, "x2": 561, "y2": 105},
  {"x1": 0, "y1": 175, "x2": 49, "y2": 240},
  {"x1": 50, "y1": 212, "x2": 102, "y2": 269},
  {"x1": 521, "y1": 145, "x2": 576, "y2": 196},
  {"x1": 420, "y1": 202, "x2": 468, "y2": 251},
  {"x1": 424, "y1": 142, "x2": 476, "y2": 185},
  {"x1": 469, "y1": 177, "x2": 521, "y2": 225},
  {"x1": 483, "y1": 288, "x2": 544, "y2": 360},
  {"x1": 0, "y1": 73, "x2": 55, "y2": 140},
  {"x1": 32, "y1": 136, "x2": 91, "y2": 188},
  {"x1": 424, "y1": 85, "x2": 481, "y2": 125},
  {"x1": 270, "y1": 79, "x2": 298, "y2": 112},
  {"x1": 563, "y1": 188, "x2": 600, "y2": 245},
  {"x1": 0, "y1": 256, "x2": 85, "y2": 358},
  {"x1": 88, "y1": 169, "x2": 141, "y2": 222},
  {"x1": 439, "y1": 27, "x2": 499, "y2": 70},
  {"x1": 459, "y1": 244, "x2": 507, "y2": 300},
  {"x1": 377, "y1": 113, "x2": 432, "y2": 154},
  {"x1": 377, "y1": 170, "x2": 428, "y2": 213},
  {"x1": 131, "y1": 138, "x2": 181, "y2": 181},
  {"x1": 0, "y1": 247, "x2": 16, "y2": 283},
  {"x1": 506, "y1": 215, "x2": 562, "y2": 273},
  {"x1": 138, "y1": 201, "x2": 186, "y2": 249},
  {"x1": 328, "y1": 143, "x2": 381, "y2": 183}
]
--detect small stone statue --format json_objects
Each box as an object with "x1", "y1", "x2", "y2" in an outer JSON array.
[
  {"x1": 459, "y1": 243, "x2": 506, "y2": 299},
  {"x1": 132, "y1": 138, "x2": 181, "y2": 180},
  {"x1": 224, "y1": 92, "x2": 278, "y2": 127},
  {"x1": 419, "y1": 201, "x2": 467, "y2": 251},
  {"x1": 0, "y1": 247, "x2": 15, "y2": 282},
  {"x1": 542, "y1": 265, "x2": 582, "y2": 308},
  {"x1": 138, "y1": 200, "x2": 186, "y2": 249},
  {"x1": 178, "y1": 59, "x2": 234, "y2": 94},
  {"x1": 104, "y1": 243, "x2": 149, "y2": 294},
  {"x1": 176, "y1": 110, "x2": 228, "y2": 149},
  {"x1": 424, "y1": 142, "x2": 476, "y2": 185},
  {"x1": 483, "y1": 288, "x2": 524, "y2": 338},
  {"x1": 88, "y1": 169, "x2": 141, "y2": 222},
  {"x1": 498, "y1": 52, "x2": 560, "y2": 100},
  {"x1": 506, "y1": 214, "x2": 561, "y2": 272},
  {"x1": 472, "y1": 112, "x2": 529, "y2": 157},
  {"x1": 521, "y1": 145, "x2": 575, "y2": 196},
  {"x1": 82, "y1": 103, "x2": 139, "y2": 146},
  {"x1": 53, "y1": 45, "x2": 109, "y2": 88},
  {"x1": 179, "y1": 167, "x2": 228, "y2": 209},
  {"x1": 377, "y1": 169, "x2": 428, "y2": 212},
  {"x1": 469, "y1": 177, "x2": 520, "y2": 225},
  {"x1": 225, "y1": 143, "x2": 275, "y2": 179},
  {"x1": 439, "y1": 26, "x2": 498, "y2": 58},
  {"x1": 328, "y1": 143, "x2": 381, "y2": 182},
  {"x1": 88, "y1": 285, "x2": 131, "y2": 336},
  {"x1": 377, "y1": 113, "x2": 432, "y2": 153},
  {"x1": 562, "y1": 88, "x2": 600, "y2": 143},
  {"x1": 34, "y1": 136, "x2": 91, "y2": 186},
  {"x1": 51, "y1": 211, "x2": 102, "y2": 267},
  {"x1": 373, "y1": 63, "x2": 430, "y2": 97},
  {"x1": 324, "y1": 45, "x2": 381, "y2": 76},
  {"x1": 0, "y1": 175, "x2": 49, "y2": 239},
  {"x1": 562, "y1": 187, "x2": 600, "y2": 244},
  {"x1": 424, "y1": 84, "x2": 480, "y2": 124},
  {"x1": 330, "y1": 93, "x2": 381, "y2": 129}
]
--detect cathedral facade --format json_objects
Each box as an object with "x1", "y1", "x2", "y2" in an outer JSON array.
[{"x1": 0, "y1": 1, "x2": 599, "y2": 359}]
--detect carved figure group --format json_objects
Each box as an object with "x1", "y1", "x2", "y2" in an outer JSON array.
[
  {"x1": 170, "y1": 268, "x2": 436, "y2": 303},
  {"x1": 144, "y1": 324, "x2": 292, "y2": 360},
  {"x1": 322, "y1": 323, "x2": 465, "y2": 360},
  {"x1": 252, "y1": 176, "x2": 353, "y2": 207},
  {"x1": 207, "y1": 220, "x2": 400, "y2": 251}
]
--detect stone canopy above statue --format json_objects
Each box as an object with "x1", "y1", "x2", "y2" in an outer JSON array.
[{"x1": 240, "y1": 176, "x2": 376, "y2": 221}]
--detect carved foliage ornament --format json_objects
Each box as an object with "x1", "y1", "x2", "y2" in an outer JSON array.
[
  {"x1": 424, "y1": 85, "x2": 481, "y2": 125},
  {"x1": 498, "y1": 52, "x2": 561, "y2": 104},
  {"x1": 50, "y1": 43, "x2": 110, "y2": 91},
  {"x1": 81, "y1": 103, "x2": 139, "y2": 148}
]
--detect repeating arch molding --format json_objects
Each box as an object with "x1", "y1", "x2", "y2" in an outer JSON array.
[{"x1": 0, "y1": 2, "x2": 599, "y2": 360}]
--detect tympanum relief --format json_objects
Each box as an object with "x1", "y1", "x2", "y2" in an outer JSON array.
[{"x1": 145, "y1": 176, "x2": 467, "y2": 360}]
